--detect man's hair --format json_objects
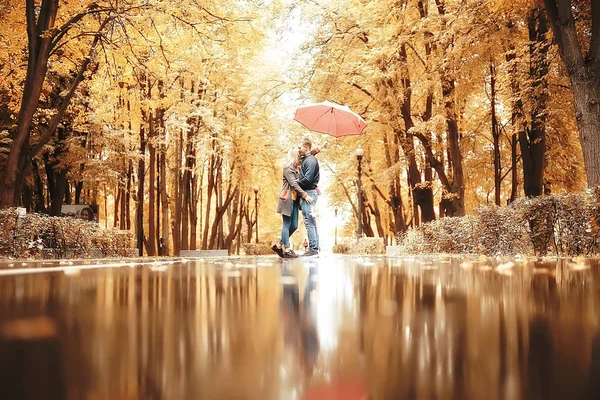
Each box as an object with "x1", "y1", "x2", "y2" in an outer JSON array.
[{"x1": 301, "y1": 137, "x2": 312, "y2": 150}]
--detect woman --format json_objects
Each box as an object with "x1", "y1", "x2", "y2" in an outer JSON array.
[
  {"x1": 79, "y1": 207, "x2": 95, "y2": 222},
  {"x1": 273, "y1": 147, "x2": 315, "y2": 258}
]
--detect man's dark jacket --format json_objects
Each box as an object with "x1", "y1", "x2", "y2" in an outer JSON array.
[{"x1": 298, "y1": 154, "x2": 320, "y2": 190}]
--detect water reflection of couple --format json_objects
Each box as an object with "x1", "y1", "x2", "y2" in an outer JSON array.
[
  {"x1": 280, "y1": 266, "x2": 320, "y2": 378},
  {"x1": 272, "y1": 137, "x2": 321, "y2": 259}
]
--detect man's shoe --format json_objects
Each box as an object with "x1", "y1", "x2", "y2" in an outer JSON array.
[
  {"x1": 302, "y1": 249, "x2": 319, "y2": 257},
  {"x1": 271, "y1": 244, "x2": 284, "y2": 258},
  {"x1": 282, "y1": 250, "x2": 298, "y2": 258}
]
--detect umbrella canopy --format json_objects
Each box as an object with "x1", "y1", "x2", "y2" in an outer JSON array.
[{"x1": 294, "y1": 101, "x2": 367, "y2": 137}]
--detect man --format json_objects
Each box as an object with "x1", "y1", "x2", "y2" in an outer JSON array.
[{"x1": 297, "y1": 137, "x2": 320, "y2": 257}]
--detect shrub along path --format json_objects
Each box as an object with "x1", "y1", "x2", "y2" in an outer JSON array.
[{"x1": 398, "y1": 190, "x2": 600, "y2": 257}]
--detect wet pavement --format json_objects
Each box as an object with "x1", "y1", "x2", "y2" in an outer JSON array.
[{"x1": 0, "y1": 255, "x2": 599, "y2": 400}]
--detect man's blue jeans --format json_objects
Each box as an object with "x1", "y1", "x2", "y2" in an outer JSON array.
[
  {"x1": 280, "y1": 201, "x2": 299, "y2": 248},
  {"x1": 300, "y1": 189, "x2": 319, "y2": 251}
]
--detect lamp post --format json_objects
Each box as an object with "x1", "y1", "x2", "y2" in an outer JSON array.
[
  {"x1": 334, "y1": 207, "x2": 338, "y2": 245},
  {"x1": 253, "y1": 185, "x2": 259, "y2": 244},
  {"x1": 355, "y1": 147, "x2": 364, "y2": 238}
]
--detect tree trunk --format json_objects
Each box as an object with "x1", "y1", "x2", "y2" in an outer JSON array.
[
  {"x1": 544, "y1": 0, "x2": 600, "y2": 186},
  {"x1": 197, "y1": 162, "x2": 205, "y2": 248},
  {"x1": 125, "y1": 161, "x2": 132, "y2": 230},
  {"x1": 31, "y1": 159, "x2": 46, "y2": 213},
  {"x1": 367, "y1": 194, "x2": 385, "y2": 238},
  {"x1": 208, "y1": 186, "x2": 237, "y2": 249},
  {"x1": 361, "y1": 192, "x2": 375, "y2": 237},
  {"x1": 233, "y1": 200, "x2": 245, "y2": 255},
  {"x1": 224, "y1": 189, "x2": 241, "y2": 251},
  {"x1": 236, "y1": 199, "x2": 245, "y2": 255},
  {"x1": 439, "y1": 74, "x2": 466, "y2": 216},
  {"x1": 103, "y1": 184, "x2": 108, "y2": 228},
  {"x1": 0, "y1": 0, "x2": 58, "y2": 208},
  {"x1": 74, "y1": 147, "x2": 85, "y2": 204},
  {"x1": 1, "y1": 1, "x2": 103, "y2": 208},
  {"x1": 216, "y1": 167, "x2": 224, "y2": 248},
  {"x1": 398, "y1": 44, "x2": 436, "y2": 223},
  {"x1": 160, "y1": 148, "x2": 169, "y2": 255},
  {"x1": 397, "y1": 127, "x2": 435, "y2": 224},
  {"x1": 382, "y1": 131, "x2": 405, "y2": 234},
  {"x1": 244, "y1": 196, "x2": 254, "y2": 244},
  {"x1": 431, "y1": 0, "x2": 465, "y2": 216},
  {"x1": 181, "y1": 167, "x2": 189, "y2": 251},
  {"x1": 181, "y1": 127, "x2": 195, "y2": 251},
  {"x1": 119, "y1": 184, "x2": 126, "y2": 230},
  {"x1": 202, "y1": 149, "x2": 216, "y2": 250},
  {"x1": 43, "y1": 154, "x2": 55, "y2": 207},
  {"x1": 114, "y1": 185, "x2": 120, "y2": 228},
  {"x1": 74, "y1": 180, "x2": 83, "y2": 204},
  {"x1": 510, "y1": 134, "x2": 519, "y2": 203},
  {"x1": 155, "y1": 149, "x2": 161, "y2": 254},
  {"x1": 136, "y1": 116, "x2": 146, "y2": 256},
  {"x1": 45, "y1": 127, "x2": 69, "y2": 217},
  {"x1": 506, "y1": 34, "x2": 523, "y2": 203},
  {"x1": 147, "y1": 113, "x2": 156, "y2": 256},
  {"x1": 172, "y1": 130, "x2": 183, "y2": 256},
  {"x1": 573, "y1": 82, "x2": 600, "y2": 186},
  {"x1": 50, "y1": 171, "x2": 67, "y2": 217},
  {"x1": 189, "y1": 161, "x2": 200, "y2": 250},
  {"x1": 157, "y1": 82, "x2": 169, "y2": 255},
  {"x1": 209, "y1": 157, "x2": 234, "y2": 249},
  {"x1": 520, "y1": 8, "x2": 550, "y2": 197},
  {"x1": 63, "y1": 180, "x2": 71, "y2": 205},
  {"x1": 491, "y1": 60, "x2": 502, "y2": 205},
  {"x1": 21, "y1": 184, "x2": 32, "y2": 211}
]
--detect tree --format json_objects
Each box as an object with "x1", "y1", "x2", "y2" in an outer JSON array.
[
  {"x1": 544, "y1": 0, "x2": 600, "y2": 186},
  {"x1": 0, "y1": 1, "x2": 122, "y2": 207},
  {"x1": 520, "y1": 8, "x2": 551, "y2": 197}
]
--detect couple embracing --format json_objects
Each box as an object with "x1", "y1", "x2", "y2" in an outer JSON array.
[{"x1": 272, "y1": 137, "x2": 320, "y2": 258}]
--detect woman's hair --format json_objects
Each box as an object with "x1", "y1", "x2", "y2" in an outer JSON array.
[{"x1": 285, "y1": 147, "x2": 300, "y2": 168}]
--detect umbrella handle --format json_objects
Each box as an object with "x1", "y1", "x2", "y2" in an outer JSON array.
[{"x1": 313, "y1": 140, "x2": 328, "y2": 155}]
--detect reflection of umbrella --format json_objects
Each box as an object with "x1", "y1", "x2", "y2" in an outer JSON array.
[
  {"x1": 294, "y1": 101, "x2": 367, "y2": 137},
  {"x1": 302, "y1": 380, "x2": 369, "y2": 400}
]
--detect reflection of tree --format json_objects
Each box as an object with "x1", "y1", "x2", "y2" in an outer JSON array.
[
  {"x1": 357, "y1": 258, "x2": 600, "y2": 400},
  {"x1": 0, "y1": 258, "x2": 599, "y2": 399},
  {"x1": 0, "y1": 264, "x2": 284, "y2": 399}
]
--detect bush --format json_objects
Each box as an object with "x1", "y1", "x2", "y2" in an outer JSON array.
[
  {"x1": 475, "y1": 204, "x2": 531, "y2": 256},
  {"x1": 333, "y1": 237, "x2": 385, "y2": 255},
  {"x1": 332, "y1": 243, "x2": 351, "y2": 254},
  {"x1": 243, "y1": 243, "x2": 273, "y2": 255},
  {"x1": 551, "y1": 192, "x2": 600, "y2": 255},
  {"x1": 398, "y1": 215, "x2": 481, "y2": 254},
  {"x1": 396, "y1": 190, "x2": 600, "y2": 257},
  {"x1": 352, "y1": 237, "x2": 386, "y2": 254},
  {"x1": 0, "y1": 209, "x2": 133, "y2": 259}
]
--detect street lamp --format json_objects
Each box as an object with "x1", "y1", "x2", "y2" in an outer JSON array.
[
  {"x1": 334, "y1": 207, "x2": 338, "y2": 245},
  {"x1": 355, "y1": 147, "x2": 364, "y2": 238},
  {"x1": 253, "y1": 185, "x2": 259, "y2": 244}
]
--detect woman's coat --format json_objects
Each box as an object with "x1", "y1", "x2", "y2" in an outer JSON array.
[{"x1": 276, "y1": 165, "x2": 308, "y2": 217}]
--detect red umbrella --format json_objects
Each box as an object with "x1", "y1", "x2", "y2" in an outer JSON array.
[{"x1": 294, "y1": 101, "x2": 367, "y2": 137}]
